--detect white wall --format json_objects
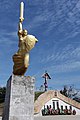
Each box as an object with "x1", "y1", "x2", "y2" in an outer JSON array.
[{"x1": 40, "y1": 97, "x2": 80, "y2": 115}]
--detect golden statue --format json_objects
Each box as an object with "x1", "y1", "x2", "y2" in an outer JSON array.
[{"x1": 12, "y1": 2, "x2": 38, "y2": 75}]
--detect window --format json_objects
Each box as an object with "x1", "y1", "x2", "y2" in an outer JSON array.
[
  {"x1": 65, "y1": 106, "x2": 67, "y2": 110},
  {"x1": 56, "y1": 101, "x2": 59, "y2": 109},
  {"x1": 53, "y1": 102, "x2": 55, "y2": 110},
  {"x1": 61, "y1": 105, "x2": 63, "y2": 111},
  {"x1": 70, "y1": 106, "x2": 72, "y2": 110}
]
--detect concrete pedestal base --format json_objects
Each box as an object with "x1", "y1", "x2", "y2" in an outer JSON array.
[{"x1": 2, "y1": 75, "x2": 35, "y2": 120}]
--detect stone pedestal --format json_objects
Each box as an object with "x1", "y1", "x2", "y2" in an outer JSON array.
[{"x1": 2, "y1": 75, "x2": 35, "y2": 120}]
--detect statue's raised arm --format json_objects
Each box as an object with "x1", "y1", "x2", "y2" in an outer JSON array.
[{"x1": 12, "y1": 2, "x2": 38, "y2": 75}]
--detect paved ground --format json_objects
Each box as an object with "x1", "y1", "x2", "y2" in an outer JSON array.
[
  {"x1": 0, "y1": 115, "x2": 80, "y2": 120},
  {"x1": 34, "y1": 115, "x2": 80, "y2": 120},
  {"x1": 0, "y1": 117, "x2": 2, "y2": 120}
]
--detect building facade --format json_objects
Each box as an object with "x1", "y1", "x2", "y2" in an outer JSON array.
[{"x1": 34, "y1": 90, "x2": 80, "y2": 116}]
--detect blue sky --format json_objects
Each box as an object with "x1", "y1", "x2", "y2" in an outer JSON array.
[{"x1": 0, "y1": 0, "x2": 80, "y2": 90}]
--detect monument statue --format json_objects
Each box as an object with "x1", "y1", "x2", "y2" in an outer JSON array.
[
  {"x1": 2, "y1": 2, "x2": 36, "y2": 120},
  {"x1": 12, "y1": 2, "x2": 38, "y2": 75}
]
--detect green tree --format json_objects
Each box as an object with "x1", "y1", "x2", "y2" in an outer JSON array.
[{"x1": 0, "y1": 87, "x2": 6, "y2": 103}]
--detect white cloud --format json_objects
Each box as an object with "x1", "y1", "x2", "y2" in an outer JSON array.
[
  {"x1": 21, "y1": 0, "x2": 80, "y2": 42},
  {"x1": 37, "y1": 44, "x2": 80, "y2": 74},
  {"x1": 44, "y1": 61, "x2": 80, "y2": 74},
  {"x1": 43, "y1": 0, "x2": 80, "y2": 40},
  {"x1": 40, "y1": 45, "x2": 80, "y2": 63},
  {"x1": 0, "y1": 30, "x2": 17, "y2": 45}
]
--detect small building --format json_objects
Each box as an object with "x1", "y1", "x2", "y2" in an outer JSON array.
[{"x1": 34, "y1": 90, "x2": 80, "y2": 116}]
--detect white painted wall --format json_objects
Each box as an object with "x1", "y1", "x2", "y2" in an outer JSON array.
[{"x1": 40, "y1": 97, "x2": 80, "y2": 115}]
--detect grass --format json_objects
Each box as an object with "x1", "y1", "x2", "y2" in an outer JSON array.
[{"x1": 35, "y1": 91, "x2": 44, "y2": 101}]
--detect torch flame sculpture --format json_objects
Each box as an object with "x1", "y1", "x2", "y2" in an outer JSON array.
[{"x1": 12, "y1": 2, "x2": 38, "y2": 75}]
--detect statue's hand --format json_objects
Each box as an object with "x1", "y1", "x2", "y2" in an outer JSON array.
[
  {"x1": 18, "y1": 30, "x2": 23, "y2": 35},
  {"x1": 19, "y1": 17, "x2": 24, "y2": 22}
]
